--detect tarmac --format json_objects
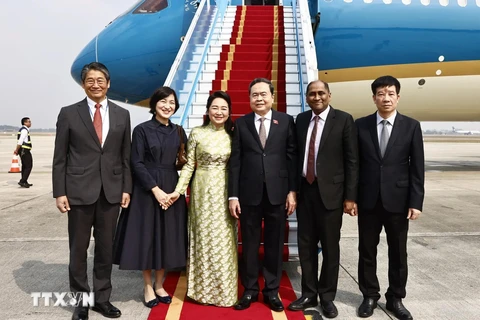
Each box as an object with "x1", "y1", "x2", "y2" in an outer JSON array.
[{"x1": 0, "y1": 133, "x2": 479, "y2": 320}]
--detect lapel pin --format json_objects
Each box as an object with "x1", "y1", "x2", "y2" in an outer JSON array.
[{"x1": 273, "y1": 119, "x2": 278, "y2": 125}]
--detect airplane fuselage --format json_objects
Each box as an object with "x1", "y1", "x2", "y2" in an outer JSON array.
[
  {"x1": 70, "y1": 0, "x2": 480, "y2": 121},
  {"x1": 314, "y1": 0, "x2": 480, "y2": 121}
]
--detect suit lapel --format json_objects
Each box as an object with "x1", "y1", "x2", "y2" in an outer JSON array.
[
  {"x1": 245, "y1": 113, "x2": 263, "y2": 150},
  {"x1": 77, "y1": 99, "x2": 102, "y2": 149},
  {"x1": 368, "y1": 113, "x2": 382, "y2": 159},
  {"x1": 383, "y1": 112, "x2": 403, "y2": 159},
  {"x1": 297, "y1": 111, "x2": 311, "y2": 169},
  {"x1": 300, "y1": 110, "x2": 311, "y2": 155},
  {"x1": 103, "y1": 101, "x2": 116, "y2": 147},
  {"x1": 318, "y1": 107, "x2": 335, "y2": 152}
]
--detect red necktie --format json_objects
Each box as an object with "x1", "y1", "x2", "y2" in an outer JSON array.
[
  {"x1": 93, "y1": 103, "x2": 102, "y2": 144},
  {"x1": 306, "y1": 116, "x2": 319, "y2": 184}
]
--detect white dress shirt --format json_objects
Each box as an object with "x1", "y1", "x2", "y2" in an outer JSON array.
[
  {"x1": 254, "y1": 109, "x2": 272, "y2": 137},
  {"x1": 376, "y1": 110, "x2": 397, "y2": 145},
  {"x1": 303, "y1": 106, "x2": 330, "y2": 177},
  {"x1": 87, "y1": 97, "x2": 110, "y2": 147}
]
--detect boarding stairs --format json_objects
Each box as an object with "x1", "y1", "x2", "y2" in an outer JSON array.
[{"x1": 165, "y1": 0, "x2": 317, "y2": 261}]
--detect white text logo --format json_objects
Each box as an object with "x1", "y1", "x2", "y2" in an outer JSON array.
[{"x1": 31, "y1": 292, "x2": 95, "y2": 307}]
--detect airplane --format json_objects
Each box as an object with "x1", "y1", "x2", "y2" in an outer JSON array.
[
  {"x1": 70, "y1": 0, "x2": 480, "y2": 122},
  {"x1": 452, "y1": 126, "x2": 480, "y2": 135}
]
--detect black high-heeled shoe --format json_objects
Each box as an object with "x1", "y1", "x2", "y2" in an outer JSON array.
[
  {"x1": 153, "y1": 283, "x2": 172, "y2": 304},
  {"x1": 144, "y1": 286, "x2": 159, "y2": 308},
  {"x1": 144, "y1": 297, "x2": 159, "y2": 308}
]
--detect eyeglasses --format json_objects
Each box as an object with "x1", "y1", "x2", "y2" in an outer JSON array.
[{"x1": 85, "y1": 78, "x2": 107, "y2": 86}]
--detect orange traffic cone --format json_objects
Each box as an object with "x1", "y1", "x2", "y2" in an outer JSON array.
[{"x1": 8, "y1": 155, "x2": 21, "y2": 173}]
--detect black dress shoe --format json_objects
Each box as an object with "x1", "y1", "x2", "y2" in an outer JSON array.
[
  {"x1": 288, "y1": 296, "x2": 318, "y2": 311},
  {"x1": 91, "y1": 301, "x2": 121, "y2": 318},
  {"x1": 386, "y1": 299, "x2": 413, "y2": 320},
  {"x1": 19, "y1": 182, "x2": 30, "y2": 188},
  {"x1": 321, "y1": 300, "x2": 338, "y2": 318},
  {"x1": 263, "y1": 295, "x2": 284, "y2": 312},
  {"x1": 72, "y1": 306, "x2": 89, "y2": 320},
  {"x1": 358, "y1": 298, "x2": 377, "y2": 318},
  {"x1": 144, "y1": 297, "x2": 159, "y2": 308},
  {"x1": 234, "y1": 294, "x2": 258, "y2": 310}
]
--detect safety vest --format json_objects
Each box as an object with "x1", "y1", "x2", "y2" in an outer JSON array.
[{"x1": 17, "y1": 127, "x2": 32, "y2": 150}]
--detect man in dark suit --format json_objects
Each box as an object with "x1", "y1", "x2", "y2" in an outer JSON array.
[
  {"x1": 288, "y1": 80, "x2": 358, "y2": 318},
  {"x1": 229, "y1": 78, "x2": 297, "y2": 312},
  {"x1": 53, "y1": 62, "x2": 132, "y2": 320},
  {"x1": 355, "y1": 75, "x2": 424, "y2": 320}
]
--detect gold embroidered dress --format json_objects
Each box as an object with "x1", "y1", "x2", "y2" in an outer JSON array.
[{"x1": 175, "y1": 124, "x2": 238, "y2": 307}]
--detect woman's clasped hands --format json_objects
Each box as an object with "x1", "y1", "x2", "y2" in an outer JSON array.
[{"x1": 152, "y1": 186, "x2": 181, "y2": 210}]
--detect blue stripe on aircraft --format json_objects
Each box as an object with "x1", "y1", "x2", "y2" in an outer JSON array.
[{"x1": 316, "y1": 1, "x2": 480, "y2": 70}]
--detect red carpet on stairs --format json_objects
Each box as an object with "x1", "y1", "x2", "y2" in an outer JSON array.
[
  {"x1": 212, "y1": 5, "x2": 286, "y2": 116},
  {"x1": 147, "y1": 271, "x2": 305, "y2": 320},
  {"x1": 210, "y1": 4, "x2": 291, "y2": 262}
]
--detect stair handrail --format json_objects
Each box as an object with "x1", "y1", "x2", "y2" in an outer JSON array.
[
  {"x1": 292, "y1": 0, "x2": 319, "y2": 112},
  {"x1": 292, "y1": 0, "x2": 307, "y2": 112},
  {"x1": 298, "y1": 0, "x2": 318, "y2": 84},
  {"x1": 164, "y1": 0, "x2": 207, "y2": 88},
  {"x1": 179, "y1": 1, "x2": 229, "y2": 126}
]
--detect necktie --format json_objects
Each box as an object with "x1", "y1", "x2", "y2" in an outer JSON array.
[
  {"x1": 93, "y1": 103, "x2": 102, "y2": 144},
  {"x1": 306, "y1": 115, "x2": 319, "y2": 184},
  {"x1": 379, "y1": 119, "x2": 390, "y2": 158},
  {"x1": 259, "y1": 117, "x2": 266, "y2": 148}
]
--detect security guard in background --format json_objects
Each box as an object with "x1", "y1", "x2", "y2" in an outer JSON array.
[{"x1": 14, "y1": 117, "x2": 33, "y2": 188}]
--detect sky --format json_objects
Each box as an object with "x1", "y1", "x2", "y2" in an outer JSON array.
[
  {"x1": 0, "y1": 0, "x2": 478, "y2": 131},
  {"x1": 0, "y1": 0, "x2": 149, "y2": 129}
]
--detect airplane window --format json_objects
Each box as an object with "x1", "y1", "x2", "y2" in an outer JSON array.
[
  {"x1": 420, "y1": 0, "x2": 430, "y2": 5},
  {"x1": 133, "y1": 0, "x2": 168, "y2": 14},
  {"x1": 457, "y1": 0, "x2": 467, "y2": 6},
  {"x1": 439, "y1": 55, "x2": 445, "y2": 61},
  {"x1": 439, "y1": 0, "x2": 448, "y2": 5},
  {"x1": 436, "y1": 69, "x2": 442, "y2": 75},
  {"x1": 402, "y1": 0, "x2": 411, "y2": 4},
  {"x1": 110, "y1": 0, "x2": 143, "y2": 22}
]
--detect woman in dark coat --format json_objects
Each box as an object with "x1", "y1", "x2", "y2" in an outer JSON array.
[{"x1": 114, "y1": 86, "x2": 187, "y2": 308}]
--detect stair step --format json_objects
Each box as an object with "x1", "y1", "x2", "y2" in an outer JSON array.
[{"x1": 170, "y1": 5, "x2": 310, "y2": 261}]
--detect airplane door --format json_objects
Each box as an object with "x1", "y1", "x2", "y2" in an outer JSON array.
[{"x1": 249, "y1": 0, "x2": 279, "y2": 4}]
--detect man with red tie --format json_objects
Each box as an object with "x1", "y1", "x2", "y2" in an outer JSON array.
[
  {"x1": 52, "y1": 62, "x2": 132, "y2": 320},
  {"x1": 288, "y1": 80, "x2": 358, "y2": 318}
]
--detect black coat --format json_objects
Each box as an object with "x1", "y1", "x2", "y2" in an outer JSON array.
[
  {"x1": 295, "y1": 107, "x2": 359, "y2": 210},
  {"x1": 228, "y1": 110, "x2": 297, "y2": 206},
  {"x1": 356, "y1": 112, "x2": 425, "y2": 213}
]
